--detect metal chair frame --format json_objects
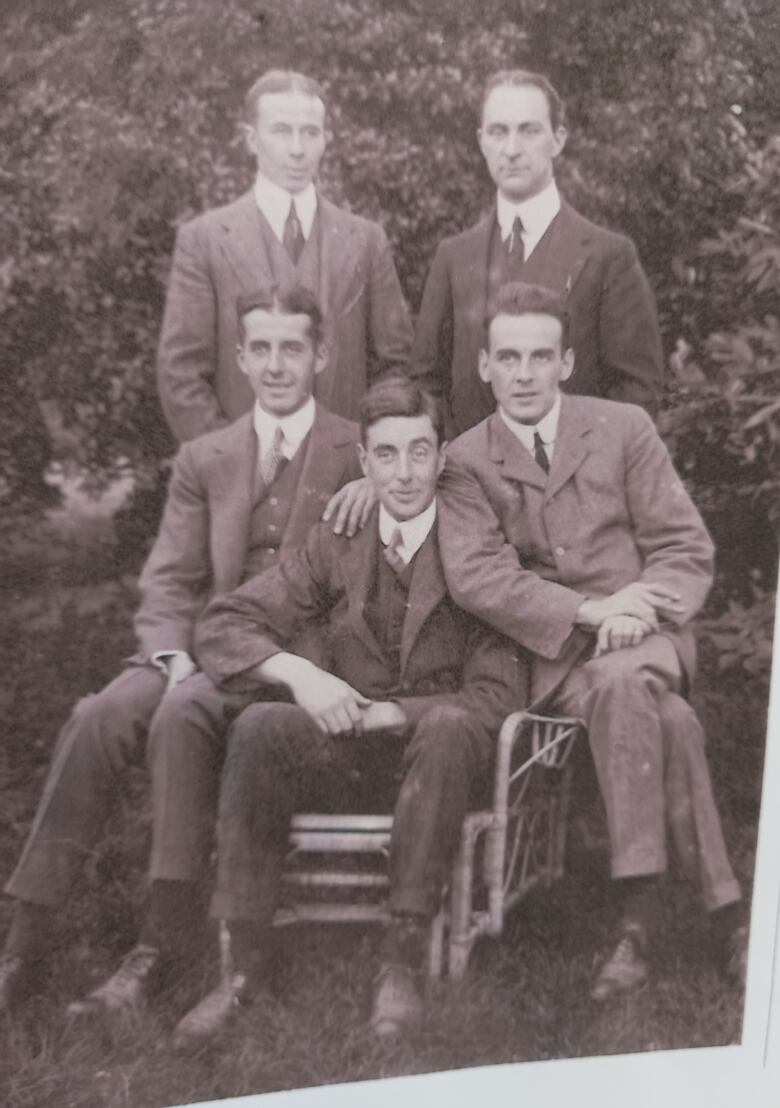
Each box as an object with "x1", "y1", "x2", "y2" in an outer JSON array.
[{"x1": 267, "y1": 711, "x2": 584, "y2": 979}]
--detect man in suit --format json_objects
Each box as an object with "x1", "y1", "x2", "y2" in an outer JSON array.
[
  {"x1": 437, "y1": 282, "x2": 746, "y2": 1000},
  {"x1": 0, "y1": 286, "x2": 363, "y2": 1015},
  {"x1": 411, "y1": 69, "x2": 663, "y2": 436},
  {"x1": 157, "y1": 68, "x2": 413, "y2": 442},
  {"x1": 166, "y1": 376, "x2": 520, "y2": 1049}
]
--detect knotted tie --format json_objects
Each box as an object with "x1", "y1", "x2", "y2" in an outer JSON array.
[
  {"x1": 260, "y1": 425, "x2": 286, "y2": 488},
  {"x1": 383, "y1": 526, "x2": 407, "y2": 575},
  {"x1": 507, "y1": 214, "x2": 525, "y2": 264},
  {"x1": 533, "y1": 431, "x2": 550, "y2": 475},
  {"x1": 282, "y1": 201, "x2": 304, "y2": 265}
]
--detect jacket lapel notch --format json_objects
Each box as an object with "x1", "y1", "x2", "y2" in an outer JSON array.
[{"x1": 219, "y1": 191, "x2": 273, "y2": 289}]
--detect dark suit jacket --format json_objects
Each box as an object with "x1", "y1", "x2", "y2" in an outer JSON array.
[
  {"x1": 411, "y1": 201, "x2": 663, "y2": 435},
  {"x1": 157, "y1": 190, "x2": 413, "y2": 441},
  {"x1": 196, "y1": 509, "x2": 522, "y2": 734},
  {"x1": 438, "y1": 396, "x2": 714, "y2": 705},
  {"x1": 134, "y1": 404, "x2": 361, "y2": 660}
]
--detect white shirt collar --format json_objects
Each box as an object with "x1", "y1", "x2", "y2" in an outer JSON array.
[
  {"x1": 378, "y1": 499, "x2": 437, "y2": 565},
  {"x1": 253, "y1": 174, "x2": 317, "y2": 243},
  {"x1": 498, "y1": 392, "x2": 562, "y2": 461},
  {"x1": 253, "y1": 396, "x2": 316, "y2": 460},
  {"x1": 496, "y1": 179, "x2": 560, "y2": 260}
]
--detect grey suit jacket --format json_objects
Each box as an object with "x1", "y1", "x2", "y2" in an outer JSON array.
[
  {"x1": 156, "y1": 191, "x2": 413, "y2": 441},
  {"x1": 411, "y1": 201, "x2": 664, "y2": 435},
  {"x1": 133, "y1": 404, "x2": 362, "y2": 659},
  {"x1": 438, "y1": 396, "x2": 714, "y2": 705}
]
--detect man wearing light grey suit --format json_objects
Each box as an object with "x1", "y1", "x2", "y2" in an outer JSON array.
[
  {"x1": 157, "y1": 69, "x2": 413, "y2": 442},
  {"x1": 0, "y1": 287, "x2": 363, "y2": 1016}
]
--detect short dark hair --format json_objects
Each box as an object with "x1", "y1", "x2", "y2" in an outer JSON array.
[
  {"x1": 244, "y1": 69, "x2": 325, "y2": 124},
  {"x1": 480, "y1": 69, "x2": 565, "y2": 132},
  {"x1": 484, "y1": 282, "x2": 570, "y2": 350},
  {"x1": 359, "y1": 376, "x2": 445, "y2": 446},
  {"x1": 236, "y1": 285, "x2": 325, "y2": 348}
]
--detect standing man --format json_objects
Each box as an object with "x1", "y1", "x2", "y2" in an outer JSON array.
[
  {"x1": 412, "y1": 69, "x2": 663, "y2": 435},
  {"x1": 169, "y1": 377, "x2": 520, "y2": 1049},
  {"x1": 0, "y1": 287, "x2": 363, "y2": 1016},
  {"x1": 157, "y1": 69, "x2": 413, "y2": 442},
  {"x1": 438, "y1": 282, "x2": 746, "y2": 1000}
]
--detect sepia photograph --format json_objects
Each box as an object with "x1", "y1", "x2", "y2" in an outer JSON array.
[{"x1": 1, "y1": 1, "x2": 778, "y2": 1106}]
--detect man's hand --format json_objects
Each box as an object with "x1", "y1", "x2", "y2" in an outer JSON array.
[
  {"x1": 163, "y1": 652, "x2": 198, "y2": 692},
  {"x1": 256, "y1": 653, "x2": 370, "y2": 735},
  {"x1": 577, "y1": 582, "x2": 685, "y2": 630},
  {"x1": 322, "y1": 477, "x2": 376, "y2": 537},
  {"x1": 358, "y1": 701, "x2": 408, "y2": 734},
  {"x1": 595, "y1": 615, "x2": 654, "y2": 657}
]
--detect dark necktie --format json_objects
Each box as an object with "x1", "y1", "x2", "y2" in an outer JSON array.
[
  {"x1": 507, "y1": 214, "x2": 525, "y2": 264},
  {"x1": 282, "y1": 201, "x2": 304, "y2": 265},
  {"x1": 533, "y1": 431, "x2": 550, "y2": 475},
  {"x1": 260, "y1": 426, "x2": 286, "y2": 487},
  {"x1": 383, "y1": 527, "x2": 407, "y2": 575}
]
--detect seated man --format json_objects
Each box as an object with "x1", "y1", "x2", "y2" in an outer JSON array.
[
  {"x1": 437, "y1": 281, "x2": 747, "y2": 1000},
  {"x1": 173, "y1": 377, "x2": 520, "y2": 1049},
  {"x1": 0, "y1": 285, "x2": 366, "y2": 1015}
]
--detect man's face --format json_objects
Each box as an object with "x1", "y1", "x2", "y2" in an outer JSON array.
[
  {"x1": 358, "y1": 415, "x2": 445, "y2": 522},
  {"x1": 237, "y1": 308, "x2": 326, "y2": 417},
  {"x1": 478, "y1": 84, "x2": 566, "y2": 203},
  {"x1": 244, "y1": 90, "x2": 326, "y2": 193},
  {"x1": 479, "y1": 311, "x2": 574, "y2": 425}
]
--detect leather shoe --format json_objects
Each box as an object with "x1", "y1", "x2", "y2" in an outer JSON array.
[
  {"x1": 172, "y1": 971, "x2": 252, "y2": 1053},
  {"x1": 0, "y1": 953, "x2": 40, "y2": 1014},
  {"x1": 66, "y1": 942, "x2": 162, "y2": 1017},
  {"x1": 370, "y1": 963, "x2": 424, "y2": 1036},
  {"x1": 591, "y1": 922, "x2": 648, "y2": 1002}
]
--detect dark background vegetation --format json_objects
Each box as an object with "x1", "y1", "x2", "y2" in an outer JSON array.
[{"x1": 0, "y1": 1, "x2": 778, "y2": 1106}]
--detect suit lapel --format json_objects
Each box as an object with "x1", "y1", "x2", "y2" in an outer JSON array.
[
  {"x1": 340, "y1": 514, "x2": 387, "y2": 666},
  {"x1": 317, "y1": 197, "x2": 360, "y2": 319},
  {"x1": 461, "y1": 209, "x2": 494, "y2": 342},
  {"x1": 217, "y1": 191, "x2": 273, "y2": 290},
  {"x1": 399, "y1": 527, "x2": 447, "y2": 678},
  {"x1": 284, "y1": 406, "x2": 357, "y2": 550},
  {"x1": 488, "y1": 413, "x2": 547, "y2": 491},
  {"x1": 208, "y1": 414, "x2": 257, "y2": 591},
  {"x1": 545, "y1": 396, "x2": 592, "y2": 499},
  {"x1": 537, "y1": 203, "x2": 590, "y2": 299}
]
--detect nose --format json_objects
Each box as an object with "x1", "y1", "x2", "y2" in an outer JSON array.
[
  {"x1": 396, "y1": 452, "x2": 412, "y2": 482},
  {"x1": 290, "y1": 129, "x2": 304, "y2": 157},
  {"x1": 504, "y1": 130, "x2": 522, "y2": 158},
  {"x1": 515, "y1": 355, "x2": 533, "y2": 382},
  {"x1": 267, "y1": 346, "x2": 283, "y2": 374}
]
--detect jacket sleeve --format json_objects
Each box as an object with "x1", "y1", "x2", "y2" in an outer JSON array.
[
  {"x1": 365, "y1": 224, "x2": 414, "y2": 379},
  {"x1": 396, "y1": 624, "x2": 524, "y2": 735},
  {"x1": 195, "y1": 523, "x2": 335, "y2": 692},
  {"x1": 156, "y1": 219, "x2": 229, "y2": 442},
  {"x1": 598, "y1": 236, "x2": 664, "y2": 418},
  {"x1": 133, "y1": 444, "x2": 212, "y2": 657},
  {"x1": 409, "y1": 242, "x2": 455, "y2": 412}
]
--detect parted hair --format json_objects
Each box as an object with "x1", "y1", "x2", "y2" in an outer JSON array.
[
  {"x1": 244, "y1": 69, "x2": 325, "y2": 123},
  {"x1": 485, "y1": 282, "x2": 571, "y2": 350},
  {"x1": 480, "y1": 69, "x2": 565, "y2": 131},
  {"x1": 236, "y1": 285, "x2": 325, "y2": 348},
  {"x1": 359, "y1": 376, "x2": 445, "y2": 445}
]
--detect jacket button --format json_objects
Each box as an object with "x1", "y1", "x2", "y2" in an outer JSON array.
[
  {"x1": 269, "y1": 497, "x2": 278, "y2": 507},
  {"x1": 555, "y1": 546, "x2": 565, "y2": 556}
]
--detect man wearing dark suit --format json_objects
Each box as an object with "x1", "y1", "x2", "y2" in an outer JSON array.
[
  {"x1": 411, "y1": 69, "x2": 663, "y2": 436},
  {"x1": 167, "y1": 377, "x2": 520, "y2": 1050},
  {"x1": 0, "y1": 287, "x2": 363, "y2": 1015},
  {"x1": 437, "y1": 282, "x2": 746, "y2": 1000},
  {"x1": 157, "y1": 69, "x2": 413, "y2": 442}
]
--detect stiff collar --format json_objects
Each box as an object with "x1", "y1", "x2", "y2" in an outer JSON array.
[
  {"x1": 498, "y1": 392, "x2": 562, "y2": 460},
  {"x1": 253, "y1": 174, "x2": 317, "y2": 242},
  {"x1": 496, "y1": 179, "x2": 560, "y2": 259},
  {"x1": 253, "y1": 395, "x2": 316, "y2": 460},
  {"x1": 378, "y1": 499, "x2": 437, "y2": 565}
]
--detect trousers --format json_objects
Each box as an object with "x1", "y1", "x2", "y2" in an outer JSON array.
[
  {"x1": 550, "y1": 634, "x2": 740, "y2": 911},
  {"x1": 4, "y1": 667, "x2": 254, "y2": 908},
  {"x1": 210, "y1": 702, "x2": 494, "y2": 922}
]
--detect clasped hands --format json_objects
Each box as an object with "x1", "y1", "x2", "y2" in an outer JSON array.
[{"x1": 576, "y1": 581, "x2": 686, "y2": 657}]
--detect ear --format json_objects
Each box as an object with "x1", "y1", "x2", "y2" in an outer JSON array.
[
  {"x1": 357, "y1": 442, "x2": 368, "y2": 478},
  {"x1": 560, "y1": 347, "x2": 575, "y2": 383},
  {"x1": 240, "y1": 122, "x2": 258, "y2": 158},
  {"x1": 312, "y1": 342, "x2": 328, "y2": 376},
  {"x1": 477, "y1": 348, "x2": 491, "y2": 385},
  {"x1": 552, "y1": 125, "x2": 567, "y2": 159},
  {"x1": 436, "y1": 440, "x2": 448, "y2": 479},
  {"x1": 476, "y1": 126, "x2": 487, "y2": 159},
  {"x1": 237, "y1": 343, "x2": 248, "y2": 378}
]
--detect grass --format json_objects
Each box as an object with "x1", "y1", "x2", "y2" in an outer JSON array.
[{"x1": 0, "y1": 512, "x2": 768, "y2": 1108}]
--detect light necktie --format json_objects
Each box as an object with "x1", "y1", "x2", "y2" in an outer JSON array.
[
  {"x1": 507, "y1": 214, "x2": 525, "y2": 264},
  {"x1": 383, "y1": 527, "x2": 407, "y2": 575},
  {"x1": 260, "y1": 426, "x2": 286, "y2": 488},
  {"x1": 533, "y1": 431, "x2": 550, "y2": 475},
  {"x1": 282, "y1": 201, "x2": 304, "y2": 265}
]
